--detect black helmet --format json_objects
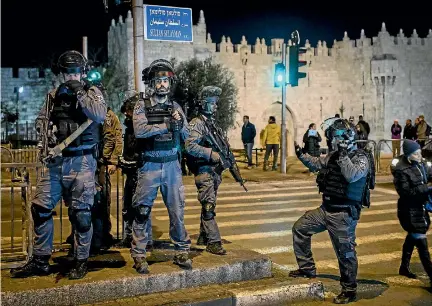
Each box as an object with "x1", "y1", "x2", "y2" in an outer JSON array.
[
  {"x1": 56, "y1": 50, "x2": 88, "y2": 74},
  {"x1": 121, "y1": 93, "x2": 140, "y2": 116},
  {"x1": 321, "y1": 117, "x2": 356, "y2": 151},
  {"x1": 142, "y1": 59, "x2": 175, "y2": 83}
]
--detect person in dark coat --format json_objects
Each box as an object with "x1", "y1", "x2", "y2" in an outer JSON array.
[
  {"x1": 391, "y1": 140, "x2": 432, "y2": 289},
  {"x1": 403, "y1": 119, "x2": 417, "y2": 141},
  {"x1": 303, "y1": 123, "x2": 322, "y2": 157},
  {"x1": 355, "y1": 124, "x2": 367, "y2": 149}
]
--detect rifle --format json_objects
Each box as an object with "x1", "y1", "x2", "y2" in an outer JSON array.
[
  {"x1": 37, "y1": 93, "x2": 55, "y2": 164},
  {"x1": 204, "y1": 118, "x2": 247, "y2": 192}
]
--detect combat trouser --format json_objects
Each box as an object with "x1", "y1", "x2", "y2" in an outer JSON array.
[
  {"x1": 194, "y1": 169, "x2": 222, "y2": 243},
  {"x1": 32, "y1": 154, "x2": 97, "y2": 260},
  {"x1": 130, "y1": 159, "x2": 190, "y2": 258},
  {"x1": 292, "y1": 205, "x2": 358, "y2": 292}
]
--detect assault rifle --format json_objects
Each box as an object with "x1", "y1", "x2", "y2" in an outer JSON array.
[
  {"x1": 37, "y1": 93, "x2": 55, "y2": 164},
  {"x1": 204, "y1": 118, "x2": 247, "y2": 192}
]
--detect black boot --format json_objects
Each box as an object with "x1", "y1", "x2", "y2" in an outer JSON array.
[
  {"x1": 10, "y1": 255, "x2": 51, "y2": 278},
  {"x1": 69, "y1": 259, "x2": 88, "y2": 280},
  {"x1": 288, "y1": 268, "x2": 316, "y2": 279},
  {"x1": 206, "y1": 242, "x2": 227, "y2": 255},
  {"x1": 173, "y1": 252, "x2": 193, "y2": 270},
  {"x1": 399, "y1": 235, "x2": 417, "y2": 279},
  {"x1": 133, "y1": 257, "x2": 149, "y2": 274},
  {"x1": 114, "y1": 235, "x2": 132, "y2": 248},
  {"x1": 196, "y1": 232, "x2": 208, "y2": 246},
  {"x1": 415, "y1": 238, "x2": 432, "y2": 282},
  {"x1": 333, "y1": 291, "x2": 357, "y2": 304}
]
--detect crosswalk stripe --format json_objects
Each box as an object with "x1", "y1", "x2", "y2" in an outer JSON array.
[
  {"x1": 154, "y1": 191, "x2": 319, "y2": 205},
  {"x1": 151, "y1": 195, "x2": 390, "y2": 212},
  {"x1": 274, "y1": 248, "x2": 432, "y2": 272},
  {"x1": 252, "y1": 231, "x2": 405, "y2": 254},
  {"x1": 156, "y1": 205, "x2": 396, "y2": 221}
]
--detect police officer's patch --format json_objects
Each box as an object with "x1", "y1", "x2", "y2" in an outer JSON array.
[
  {"x1": 188, "y1": 122, "x2": 196, "y2": 128},
  {"x1": 135, "y1": 103, "x2": 144, "y2": 115}
]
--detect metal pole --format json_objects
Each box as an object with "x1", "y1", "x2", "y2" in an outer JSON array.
[
  {"x1": 82, "y1": 36, "x2": 88, "y2": 59},
  {"x1": 132, "y1": 0, "x2": 145, "y2": 93},
  {"x1": 280, "y1": 43, "x2": 287, "y2": 174},
  {"x1": 15, "y1": 91, "x2": 20, "y2": 149}
]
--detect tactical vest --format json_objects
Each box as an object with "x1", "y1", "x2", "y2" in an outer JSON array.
[
  {"x1": 317, "y1": 150, "x2": 368, "y2": 207},
  {"x1": 50, "y1": 85, "x2": 99, "y2": 148},
  {"x1": 137, "y1": 99, "x2": 176, "y2": 151},
  {"x1": 123, "y1": 118, "x2": 139, "y2": 161}
]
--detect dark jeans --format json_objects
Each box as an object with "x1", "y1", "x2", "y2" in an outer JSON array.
[
  {"x1": 244, "y1": 143, "x2": 253, "y2": 166},
  {"x1": 292, "y1": 206, "x2": 358, "y2": 292},
  {"x1": 264, "y1": 144, "x2": 279, "y2": 169}
]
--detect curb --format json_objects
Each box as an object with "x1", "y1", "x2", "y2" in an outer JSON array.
[
  {"x1": 1, "y1": 257, "x2": 271, "y2": 306},
  {"x1": 185, "y1": 282, "x2": 325, "y2": 306}
]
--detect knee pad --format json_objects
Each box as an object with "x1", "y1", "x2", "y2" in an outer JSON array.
[
  {"x1": 135, "y1": 206, "x2": 151, "y2": 224},
  {"x1": 201, "y1": 202, "x2": 216, "y2": 221},
  {"x1": 72, "y1": 209, "x2": 92, "y2": 233},
  {"x1": 31, "y1": 204, "x2": 53, "y2": 227}
]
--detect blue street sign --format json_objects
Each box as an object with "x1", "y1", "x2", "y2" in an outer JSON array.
[{"x1": 144, "y1": 5, "x2": 193, "y2": 42}]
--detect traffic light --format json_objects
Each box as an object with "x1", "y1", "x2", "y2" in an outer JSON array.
[
  {"x1": 274, "y1": 63, "x2": 286, "y2": 87},
  {"x1": 288, "y1": 45, "x2": 307, "y2": 87}
]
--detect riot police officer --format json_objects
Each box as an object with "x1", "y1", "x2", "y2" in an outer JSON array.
[
  {"x1": 10, "y1": 50, "x2": 107, "y2": 280},
  {"x1": 116, "y1": 94, "x2": 153, "y2": 249},
  {"x1": 290, "y1": 117, "x2": 373, "y2": 304},
  {"x1": 391, "y1": 140, "x2": 432, "y2": 290},
  {"x1": 131, "y1": 59, "x2": 191, "y2": 273},
  {"x1": 185, "y1": 86, "x2": 227, "y2": 255}
]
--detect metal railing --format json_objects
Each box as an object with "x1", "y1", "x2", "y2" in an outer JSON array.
[{"x1": 375, "y1": 138, "x2": 430, "y2": 172}]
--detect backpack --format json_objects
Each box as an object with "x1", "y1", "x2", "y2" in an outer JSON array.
[{"x1": 426, "y1": 123, "x2": 431, "y2": 137}]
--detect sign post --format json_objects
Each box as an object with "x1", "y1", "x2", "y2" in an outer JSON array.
[{"x1": 143, "y1": 5, "x2": 193, "y2": 43}]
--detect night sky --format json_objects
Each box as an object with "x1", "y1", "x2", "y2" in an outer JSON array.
[{"x1": 2, "y1": 0, "x2": 431, "y2": 68}]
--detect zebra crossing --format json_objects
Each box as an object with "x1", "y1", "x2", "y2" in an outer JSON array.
[{"x1": 150, "y1": 179, "x2": 431, "y2": 279}]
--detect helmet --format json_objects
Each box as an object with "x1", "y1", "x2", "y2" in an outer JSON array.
[
  {"x1": 121, "y1": 93, "x2": 140, "y2": 117},
  {"x1": 321, "y1": 117, "x2": 356, "y2": 151},
  {"x1": 142, "y1": 59, "x2": 176, "y2": 96},
  {"x1": 198, "y1": 86, "x2": 222, "y2": 116},
  {"x1": 56, "y1": 50, "x2": 88, "y2": 75}
]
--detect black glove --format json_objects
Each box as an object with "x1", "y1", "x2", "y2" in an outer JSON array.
[
  {"x1": 338, "y1": 142, "x2": 348, "y2": 158},
  {"x1": 294, "y1": 141, "x2": 302, "y2": 158},
  {"x1": 65, "y1": 80, "x2": 84, "y2": 94}
]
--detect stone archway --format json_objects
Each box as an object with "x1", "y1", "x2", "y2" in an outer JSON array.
[{"x1": 261, "y1": 102, "x2": 297, "y2": 157}]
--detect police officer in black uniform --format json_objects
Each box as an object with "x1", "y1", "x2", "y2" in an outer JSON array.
[
  {"x1": 289, "y1": 117, "x2": 374, "y2": 304},
  {"x1": 116, "y1": 94, "x2": 153, "y2": 249},
  {"x1": 10, "y1": 50, "x2": 107, "y2": 279},
  {"x1": 185, "y1": 86, "x2": 227, "y2": 255}
]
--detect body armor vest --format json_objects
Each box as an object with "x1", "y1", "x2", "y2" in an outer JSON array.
[
  {"x1": 50, "y1": 86, "x2": 99, "y2": 148},
  {"x1": 317, "y1": 150, "x2": 368, "y2": 207},
  {"x1": 137, "y1": 99, "x2": 176, "y2": 151}
]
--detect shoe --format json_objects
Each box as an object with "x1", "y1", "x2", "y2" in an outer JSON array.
[
  {"x1": 288, "y1": 269, "x2": 316, "y2": 279},
  {"x1": 10, "y1": 255, "x2": 51, "y2": 278},
  {"x1": 114, "y1": 236, "x2": 132, "y2": 248},
  {"x1": 69, "y1": 259, "x2": 88, "y2": 280},
  {"x1": 206, "y1": 242, "x2": 227, "y2": 255},
  {"x1": 133, "y1": 257, "x2": 149, "y2": 274},
  {"x1": 173, "y1": 253, "x2": 193, "y2": 270},
  {"x1": 399, "y1": 265, "x2": 417, "y2": 279},
  {"x1": 333, "y1": 291, "x2": 357, "y2": 304},
  {"x1": 196, "y1": 232, "x2": 208, "y2": 246}
]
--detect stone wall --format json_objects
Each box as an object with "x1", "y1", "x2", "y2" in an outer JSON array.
[{"x1": 107, "y1": 11, "x2": 432, "y2": 153}]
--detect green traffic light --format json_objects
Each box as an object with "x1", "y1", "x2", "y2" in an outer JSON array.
[{"x1": 274, "y1": 63, "x2": 286, "y2": 87}]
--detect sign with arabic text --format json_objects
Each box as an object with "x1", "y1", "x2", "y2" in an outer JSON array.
[{"x1": 144, "y1": 5, "x2": 193, "y2": 42}]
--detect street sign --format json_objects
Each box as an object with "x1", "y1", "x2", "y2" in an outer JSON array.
[{"x1": 144, "y1": 4, "x2": 193, "y2": 42}]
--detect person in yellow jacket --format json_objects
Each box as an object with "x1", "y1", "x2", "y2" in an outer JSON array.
[{"x1": 262, "y1": 116, "x2": 281, "y2": 171}]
